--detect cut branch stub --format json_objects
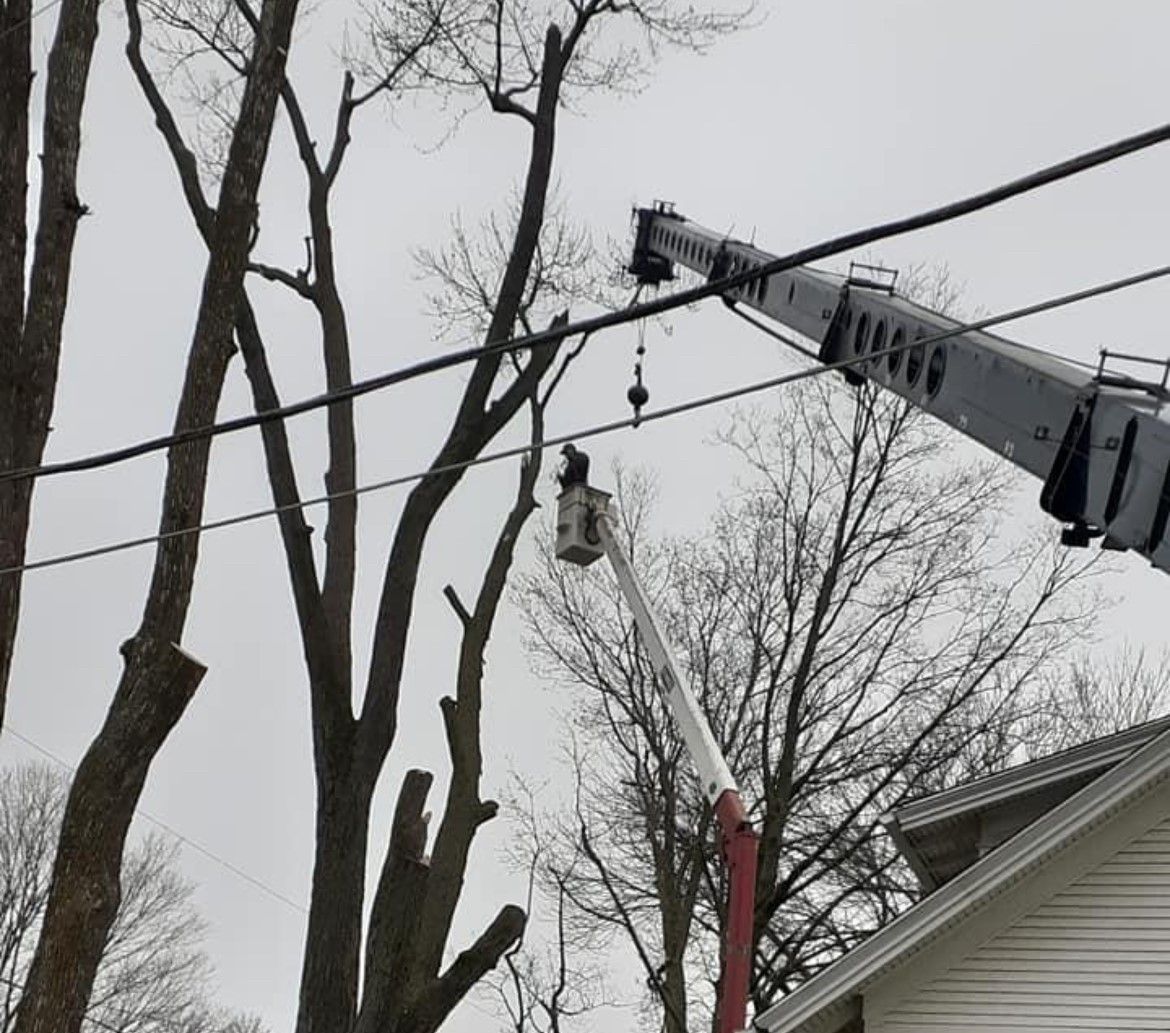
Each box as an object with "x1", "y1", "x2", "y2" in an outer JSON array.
[
  {"x1": 356, "y1": 769, "x2": 435, "y2": 1033},
  {"x1": 391, "y1": 768, "x2": 433, "y2": 863}
]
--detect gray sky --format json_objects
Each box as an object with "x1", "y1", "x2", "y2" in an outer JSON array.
[{"x1": 6, "y1": 1, "x2": 1170, "y2": 1027}]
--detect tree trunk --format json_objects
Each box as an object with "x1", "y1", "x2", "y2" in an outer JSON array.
[
  {"x1": 355, "y1": 770, "x2": 433, "y2": 1033},
  {"x1": 295, "y1": 766, "x2": 371, "y2": 1033},
  {"x1": 11, "y1": 638, "x2": 205, "y2": 1033},
  {"x1": 0, "y1": 0, "x2": 101, "y2": 725},
  {"x1": 11, "y1": 1, "x2": 299, "y2": 1027}
]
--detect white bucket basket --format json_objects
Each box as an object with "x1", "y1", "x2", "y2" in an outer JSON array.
[{"x1": 555, "y1": 485, "x2": 612, "y2": 567}]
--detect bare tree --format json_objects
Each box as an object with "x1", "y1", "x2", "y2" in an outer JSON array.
[
  {"x1": 0, "y1": 763, "x2": 264, "y2": 1033},
  {"x1": 0, "y1": 0, "x2": 102, "y2": 723},
  {"x1": 10, "y1": 1, "x2": 299, "y2": 1029},
  {"x1": 1020, "y1": 648, "x2": 1170, "y2": 756},
  {"x1": 515, "y1": 367, "x2": 1140, "y2": 1030},
  {"x1": 478, "y1": 778, "x2": 619, "y2": 1033},
  {"x1": 114, "y1": 3, "x2": 750, "y2": 1033}
]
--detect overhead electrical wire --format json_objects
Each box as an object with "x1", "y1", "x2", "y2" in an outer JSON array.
[
  {"x1": 5, "y1": 115, "x2": 1170, "y2": 488},
  {"x1": 1, "y1": 724, "x2": 307, "y2": 914},
  {"x1": 4, "y1": 259, "x2": 1170, "y2": 579},
  {"x1": 0, "y1": 0, "x2": 64, "y2": 43},
  {"x1": 0, "y1": 37, "x2": 1161, "y2": 1033},
  {"x1": 0, "y1": 974, "x2": 125, "y2": 1033},
  {"x1": 0, "y1": 728, "x2": 305, "y2": 1033}
]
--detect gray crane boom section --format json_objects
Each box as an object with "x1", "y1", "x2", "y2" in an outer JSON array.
[{"x1": 630, "y1": 204, "x2": 1170, "y2": 573}]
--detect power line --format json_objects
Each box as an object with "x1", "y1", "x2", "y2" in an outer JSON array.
[
  {"x1": 6, "y1": 115, "x2": 1170, "y2": 488},
  {"x1": 1, "y1": 725, "x2": 306, "y2": 915},
  {"x1": 5, "y1": 259, "x2": 1169, "y2": 579},
  {"x1": 0, "y1": 972, "x2": 126, "y2": 1033},
  {"x1": 0, "y1": 973, "x2": 126, "y2": 1033},
  {"x1": 0, "y1": 0, "x2": 63, "y2": 44}
]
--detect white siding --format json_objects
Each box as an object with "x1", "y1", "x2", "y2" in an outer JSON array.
[{"x1": 870, "y1": 813, "x2": 1170, "y2": 1032}]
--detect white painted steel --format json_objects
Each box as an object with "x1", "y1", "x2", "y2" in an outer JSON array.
[
  {"x1": 592, "y1": 510, "x2": 739, "y2": 806},
  {"x1": 554, "y1": 484, "x2": 609, "y2": 567}
]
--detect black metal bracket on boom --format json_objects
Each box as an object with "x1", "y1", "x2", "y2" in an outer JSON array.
[{"x1": 629, "y1": 200, "x2": 679, "y2": 285}]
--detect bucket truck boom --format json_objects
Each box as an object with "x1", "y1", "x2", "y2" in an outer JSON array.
[{"x1": 555, "y1": 482, "x2": 759, "y2": 1033}]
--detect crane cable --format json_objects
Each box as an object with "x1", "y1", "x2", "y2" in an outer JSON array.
[
  {"x1": 6, "y1": 115, "x2": 1170, "y2": 488},
  {"x1": 5, "y1": 258, "x2": 1170, "y2": 579},
  {"x1": 725, "y1": 302, "x2": 821, "y2": 361}
]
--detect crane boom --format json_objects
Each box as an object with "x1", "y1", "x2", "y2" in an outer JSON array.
[
  {"x1": 556, "y1": 483, "x2": 759, "y2": 1033},
  {"x1": 629, "y1": 202, "x2": 1170, "y2": 569}
]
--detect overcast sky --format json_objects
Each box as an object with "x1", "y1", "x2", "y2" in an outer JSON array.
[{"x1": 7, "y1": 1, "x2": 1170, "y2": 1028}]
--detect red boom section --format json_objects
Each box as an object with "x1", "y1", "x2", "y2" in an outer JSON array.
[{"x1": 714, "y1": 790, "x2": 759, "y2": 1033}]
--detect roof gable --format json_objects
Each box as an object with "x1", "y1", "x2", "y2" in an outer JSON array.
[
  {"x1": 865, "y1": 810, "x2": 1170, "y2": 1032},
  {"x1": 756, "y1": 723, "x2": 1170, "y2": 1033},
  {"x1": 884, "y1": 718, "x2": 1170, "y2": 891}
]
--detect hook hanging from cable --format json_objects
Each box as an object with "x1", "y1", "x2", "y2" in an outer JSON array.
[{"x1": 627, "y1": 320, "x2": 650, "y2": 427}]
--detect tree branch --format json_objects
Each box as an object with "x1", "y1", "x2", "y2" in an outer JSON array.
[
  {"x1": 401, "y1": 905, "x2": 527, "y2": 1033},
  {"x1": 247, "y1": 259, "x2": 313, "y2": 297}
]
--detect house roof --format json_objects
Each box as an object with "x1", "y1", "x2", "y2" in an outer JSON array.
[
  {"x1": 884, "y1": 716, "x2": 1170, "y2": 891},
  {"x1": 755, "y1": 720, "x2": 1170, "y2": 1033}
]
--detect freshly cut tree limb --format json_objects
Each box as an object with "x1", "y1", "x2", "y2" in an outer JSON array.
[
  {"x1": 354, "y1": 770, "x2": 433, "y2": 1033},
  {"x1": 11, "y1": 640, "x2": 207, "y2": 1033},
  {"x1": 0, "y1": 0, "x2": 101, "y2": 725},
  {"x1": 357, "y1": 381, "x2": 556, "y2": 1033},
  {"x1": 12, "y1": 1, "x2": 300, "y2": 1029},
  {"x1": 401, "y1": 904, "x2": 527, "y2": 1033},
  {"x1": 405, "y1": 389, "x2": 547, "y2": 997}
]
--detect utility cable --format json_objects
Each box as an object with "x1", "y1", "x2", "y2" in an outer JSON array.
[
  {"x1": 4, "y1": 259, "x2": 1169, "y2": 579},
  {"x1": 0, "y1": 0, "x2": 64, "y2": 43},
  {"x1": 1, "y1": 724, "x2": 307, "y2": 914},
  {"x1": 5, "y1": 116, "x2": 1170, "y2": 488},
  {"x1": 0, "y1": 973, "x2": 126, "y2": 1033}
]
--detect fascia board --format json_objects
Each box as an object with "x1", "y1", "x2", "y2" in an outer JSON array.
[
  {"x1": 755, "y1": 724, "x2": 1170, "y2": 1033},
  {"x1": 890, "y1": 717, "x2": 1170, "y2": 832},
  {"x1": 879, "y1": 813, "x2": 936, "y2": 894}
]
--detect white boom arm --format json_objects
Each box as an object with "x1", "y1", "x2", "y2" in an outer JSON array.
[
  {"x1": 629, "y1": 202, "x2": 1170, "y2": 573},
  {"x1": 555, "y1": 485, "x2": 737, "y2": 805},
  {"x1": 555, "y1": 482, "x2": 757, "y2": 1033}
]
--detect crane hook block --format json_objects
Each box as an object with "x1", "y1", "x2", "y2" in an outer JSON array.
[{"x1": 556, "y1": 485, "x2": 613, "y2": 567}]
